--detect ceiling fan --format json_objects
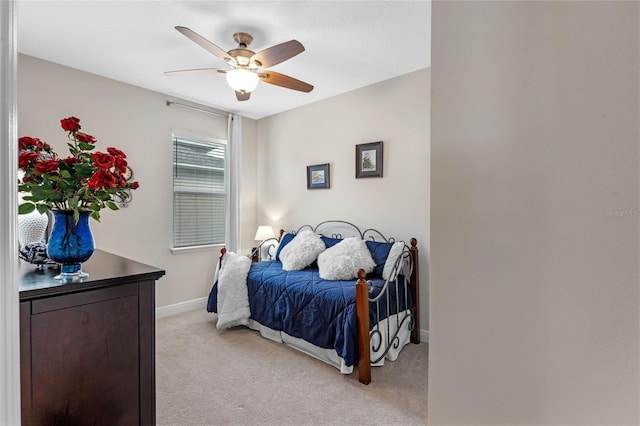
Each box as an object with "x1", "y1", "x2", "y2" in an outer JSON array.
[{"x1": 165, "y1": 26, "x2": 314, "y2": 101}]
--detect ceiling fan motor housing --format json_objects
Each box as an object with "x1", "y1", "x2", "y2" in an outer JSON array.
[{"x1": 230, "y1": 33, "x2": 258, "y2": 67}]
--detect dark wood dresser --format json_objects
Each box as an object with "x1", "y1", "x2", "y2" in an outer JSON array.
[{"x1": 19, "y1": 250, "x2": 165, "y2": 425}]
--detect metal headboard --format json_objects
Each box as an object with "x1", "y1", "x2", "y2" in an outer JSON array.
[
  {"x1": 259, "y1": 220, "x2": 411, "y2": 273},
  {"x1": 294, "y1": 220, "x2": 397, "y2": 242},
  {"x1": 256, "y1": 237, "x2": 279, "y2": 261}
]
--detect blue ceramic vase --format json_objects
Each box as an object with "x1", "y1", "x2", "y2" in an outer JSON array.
[{"x1": 46, "y1": 210, "x2": 95, "y2": 280}]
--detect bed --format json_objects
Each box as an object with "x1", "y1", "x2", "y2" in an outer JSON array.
[{"x1": 206, "y1": 220, "x2": 420, "y2": 384}]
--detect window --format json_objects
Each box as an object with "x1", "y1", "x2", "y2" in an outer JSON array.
[{"x1": 173, "y1": 136, "x2": 226, "y2": 248}]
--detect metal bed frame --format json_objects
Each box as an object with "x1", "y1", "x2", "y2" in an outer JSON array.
[{"x1": 251, "y1": 220, "x2": 420, "y2": 384}]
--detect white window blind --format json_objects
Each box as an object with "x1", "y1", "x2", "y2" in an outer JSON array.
[{"x1": 173, "y1": 136, "x2": 226, "y2": 248}]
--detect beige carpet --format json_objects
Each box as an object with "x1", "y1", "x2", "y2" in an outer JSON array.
[{"x1": 155, "y1": 308, "x2": 428, "y2": 425}]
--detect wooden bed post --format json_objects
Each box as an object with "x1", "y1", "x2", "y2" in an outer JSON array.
[
  {"x1": 218, "y1": 247, "x2": 226, "y2": 269},
  {"x1": 355, "y1": 269, "x2": 371, "y2": 385},
  {"x1": 409, "y1": 238, "x2": 420, "y2": 344}
]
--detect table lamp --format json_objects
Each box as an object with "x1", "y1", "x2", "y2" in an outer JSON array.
[
  {"x1": 252, "y1": 225, "x2": 276, "y2": 261},
  {"x1": 254, "y1": 225, "x2": 276, "y2": 242}
]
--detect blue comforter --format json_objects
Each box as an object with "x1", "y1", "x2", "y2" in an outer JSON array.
[{"x1": 207, "y1": 260, "x2": 409, "y2": 366}]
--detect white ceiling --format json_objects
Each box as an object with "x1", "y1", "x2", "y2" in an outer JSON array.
[{"x1": 17, "y1": 1, "x2": 431, "y2": 120}]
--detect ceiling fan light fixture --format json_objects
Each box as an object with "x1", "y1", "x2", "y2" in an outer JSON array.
[{"x1": 226, "y1": 68, "x2": 259, "y2": 93}]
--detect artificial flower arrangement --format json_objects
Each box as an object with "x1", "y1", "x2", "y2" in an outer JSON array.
[{"x1": 18, "y1": 116, "x2": 139, "y2": 223}]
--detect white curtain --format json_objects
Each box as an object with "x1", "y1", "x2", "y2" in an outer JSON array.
[{"x1": 225, "y1": 114, "x2": 242, "y2": 253}]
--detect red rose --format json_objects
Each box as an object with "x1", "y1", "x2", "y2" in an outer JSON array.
[
  {"x1": 130, "y1": 181, "x2": 140, "y2": 190},
  {"x1": 114, "y1": 156, "x2": 128, "y2": 174},
  {"x1": 19, "y1": 136, "x2": 42, "y2": 149},
  {"x1": 63, "y1": 156, "x2": 78, "y2": 165},
  {"x1": 88, "y1": 171, "x2": 116, "y2": 189},
  {"x1": 107, "y1": 147, "x2": 126, "y2": 158},
  {"x1": 22, "y1": 176, "x2": 31, "y2": 183},
  {"x1": 75, "y1": 132, "x2": 96, "y2": 144},
  {"x1": 34, "y1": 159, "x2": 60, "y2": 174},
  {"x1": 60, "y1": 116, "x2": 81, "y2": 132},
  {"x1": 92, "y1": 152, "x2": 115, "y2": 171},
  {"x1": 18, "y1": 150, "x2": 39, "y2": 168}
]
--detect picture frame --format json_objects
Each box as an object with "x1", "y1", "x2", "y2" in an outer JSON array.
[
  {"x1": 307, "y1": 163, "x2": 330, "y2": 189},
  {"x1": 356, "y1": 141, "x2": 383, "y2": 178}
]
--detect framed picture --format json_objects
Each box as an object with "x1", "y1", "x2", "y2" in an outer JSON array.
[
  {"x1": 356, "y1": 141, "x2": 383, "y2": 178},
  {"x1": 307, "y1": 163, "x2": 330, "y2": 189}
]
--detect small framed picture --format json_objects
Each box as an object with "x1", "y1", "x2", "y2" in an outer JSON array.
[
  {"x1": 307, "y1": 163, "x2": 330, "y2": 189},
  {"x1": 356, "y1": 141, "x2": 383, "y2": 178}
]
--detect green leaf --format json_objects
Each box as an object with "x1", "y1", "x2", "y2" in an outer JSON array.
[
  {"x1": 106, "y1": 201, "x2": 119, "y2": 211},
  {"x1": 74, "y1": 163, "x2": 94, "y2": 178},
  {"x1": 18, "y1": 203, "x2": 35, "y2": 214},
  {"x1": 37, "y1": 181, "x2": 53, "y2": 190},
  {"x1": 32, "y1": 188, "x2": 63, "y2": 202},
  {"x1": 91, "y1": 211, "x2": 101, "y2": 222},
  {"x1": 68, "y1": 197, "x2": 79, "y2": 208},
  {"x1": 73, "y1": 209, "x2": 79, "y2": 225},
  {"x1": 60, "y1": 170, "x2": 72, "y2": 179},
  {"x1": 99, "y1": 192, "x2": 112, "y2": 201},
  {"x1": 36, "y1": 204, "x2": 49, "y2": 215},
  {"x1": 78, "y1": 142, "x2": 96, "y2": 151}
]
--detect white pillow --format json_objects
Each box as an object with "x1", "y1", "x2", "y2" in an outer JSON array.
[
  {"x1": 216, "y1": 251, "x2": 251, "y2": 330},
  {"x1": 382, "y1": 242, "x2": 405, "y2": 281},
  {"x1": 317, "y1": 237, "x2": 376, "y2": 280},
  {"x1": 279, "y1": 229, "x2": 326, "y2": 271}
]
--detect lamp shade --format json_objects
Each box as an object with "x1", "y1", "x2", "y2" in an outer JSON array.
[
  {"x1": 254, "y1": 225, "x2": 276, "y2": 241},
  {"x1": 226, "y1": 69, "x2": 259, "y2": 93}
]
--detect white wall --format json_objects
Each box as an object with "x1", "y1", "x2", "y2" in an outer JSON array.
[
  {"x1": 240, "y1": 117, "x2": 259, "y2": 254},
  {"x1": 430, "y1": 2, "x2": 639, "y2": 424},
  {"x1": 18, "y1": 54, "x2": 259, "y2": 309},
  {"x1": 256, "y1": 68, "x2": 430, "y2": 332}
]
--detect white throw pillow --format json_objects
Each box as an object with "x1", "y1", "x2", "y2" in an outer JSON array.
[
  {"x1": 216, "y1": 251, "x2": 252, "y2": 330},
  {"x1": 382, "y1": 242, "x2": 406, "y2": 281},
  {"x1": 279, "y1": 229, "x2": 326, "y2": 271},
  {"x1": 317, "y1": 237, "x2": 376, "y2": 280}
]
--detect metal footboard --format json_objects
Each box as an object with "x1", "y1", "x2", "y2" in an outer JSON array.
[{"x1": 368, "y1": 244, "x2": 415, "y2": 364}]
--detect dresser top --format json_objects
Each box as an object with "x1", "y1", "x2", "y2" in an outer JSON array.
[{"x1": 19, "y1": 249, "x2": 165, "y2": 301}]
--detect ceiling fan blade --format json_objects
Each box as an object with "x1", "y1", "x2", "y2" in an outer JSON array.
[
  {"x1": 259, "y1": 71, "x2": 314, "y2": 93},
  {"x1": 251, "y1": 40, "x2": 305, "y2": 68},
  {"x1": 164, "y1": 68, "x2": 225, "y2": 76},
  {"x1": 235, "y1": 91, "x2": 251, "y2": 101},
  {"x1": 175, "y1": 26, "x2": 235, "y2": 65}
]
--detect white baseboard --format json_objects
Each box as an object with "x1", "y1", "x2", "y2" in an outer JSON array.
[
  {"x1": 420, "y1": 329, "x2": 429, "y2": 343},
  {"x1": 155, "y1": 297, "x2": 207, "y2": 319}
]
